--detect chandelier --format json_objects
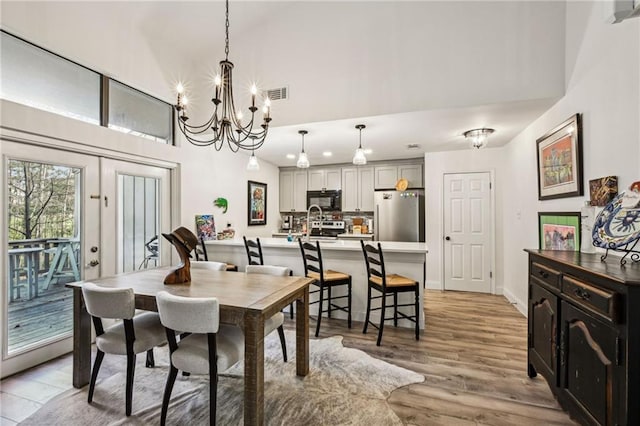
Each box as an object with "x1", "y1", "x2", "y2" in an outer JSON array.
[
  {"x1": 174, "y1": 0, "x2": 271, "y2": 152},
  {"x1": 464, "y1": 128, "x2": 494, "y2": 149}
]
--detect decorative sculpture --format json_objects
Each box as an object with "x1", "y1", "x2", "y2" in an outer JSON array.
[{"x1": 162, "y1": 227, "x2": 199, "y2": 284}]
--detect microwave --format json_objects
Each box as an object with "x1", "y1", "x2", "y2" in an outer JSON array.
[{"x1": 307, "y1": 190, "x2": 342, "y2": 211}]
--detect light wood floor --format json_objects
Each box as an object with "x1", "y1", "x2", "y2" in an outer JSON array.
[
  {"x1": 300, "y1": 290, "x2": 576, "y2": 426},
  {"x1": 1, "y1": 290, "x2": 575, "y2": 425}
]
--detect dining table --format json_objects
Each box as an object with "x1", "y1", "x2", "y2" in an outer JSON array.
[{"x1": 66, "y1": 266, "x2": 313, "y2": 425}]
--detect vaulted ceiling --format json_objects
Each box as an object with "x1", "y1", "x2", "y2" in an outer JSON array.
[{"x1": 1, "y1": 1, "x2": 567, "y2": 165}]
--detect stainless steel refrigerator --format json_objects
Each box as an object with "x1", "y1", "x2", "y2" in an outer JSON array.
[{"x1": 374, "y1": 190, "x2": 425, "y2": 242}]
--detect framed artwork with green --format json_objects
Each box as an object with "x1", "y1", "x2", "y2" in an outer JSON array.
[{"x1": 538, "y1": 212, "x2": 581, "y2": 251}]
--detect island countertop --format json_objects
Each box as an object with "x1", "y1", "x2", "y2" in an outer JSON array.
[{"x1": 206, "y1": 237, "x2": 428, "y2": 254}]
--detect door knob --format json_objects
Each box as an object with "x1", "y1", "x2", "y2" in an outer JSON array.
[
  {"x1": 445, "y1": 236, "x2": 451, "y2": 241},
  {"x1": 89, "y1": 259, "x2": 100, "y2": 267}
]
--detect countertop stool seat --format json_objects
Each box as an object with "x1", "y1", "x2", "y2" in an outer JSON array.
[
  {"x1": 361, "y1": 241, "x2": 420, "y2": 346},
  {"x1": 299, "y1": 239, "x2": 352, "y2": 337}
]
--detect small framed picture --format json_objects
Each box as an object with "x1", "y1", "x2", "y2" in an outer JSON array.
[
  {"x1": 247, "y1": 180, "x2": 267, "y2": 226},
  {"x1": 536, "y1": 114, "x2": 583, "y2": 200},
  {"x1": 195, "y1": 214, "x2": 216, "y2": 241},
  {"x1": 538, "y1": 212, "x2": 581, "y2": 251},
  {"x1": 589, "y1": 176, "x2": 618, "y2": 207}
]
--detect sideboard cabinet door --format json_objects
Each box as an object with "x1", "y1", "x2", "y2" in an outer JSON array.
[
  {"x1": 528, "y1": 282, "x2": 558, "y2": 384},
  {"x1": 560, "y1": 301, "x2": 623, "y2": 426}
]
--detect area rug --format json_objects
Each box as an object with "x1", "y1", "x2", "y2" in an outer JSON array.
[{"x1": 21, "y1": 331, "x2": 424, "y2": 425}]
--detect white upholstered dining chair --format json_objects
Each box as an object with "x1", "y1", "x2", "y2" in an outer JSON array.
[
  {"x1": 191, "y1": 260, "x2": 228, "y2": 271},
  {"x1": 245, "y1": 264, "x2": 291, "y2": 362},
  {"x1": 156, "y1": 291, "x2": 244, "y2": 426},
  {"x1": 81, "y1": 282, "x2": 167, "y2": 416}
]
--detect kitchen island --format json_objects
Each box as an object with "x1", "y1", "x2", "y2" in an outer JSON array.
[{"x1": 205, "y1": 238, "x2": 427, "y2": 329}]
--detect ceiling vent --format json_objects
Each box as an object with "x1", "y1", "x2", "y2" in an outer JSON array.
[
  {"x1": 407, "y1": 144, "x2": 421, "y2": 150},
  {"x1": 264, "y1": 86, "x2": 288, "y2": 101}
]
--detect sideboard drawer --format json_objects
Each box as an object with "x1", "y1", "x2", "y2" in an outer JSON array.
[
  {"x1": 562, "y1": 276, "x2": 620, "y2": 323},
  {"x1": 531, "y1": 261, "x2": 561, "y2": 290}
]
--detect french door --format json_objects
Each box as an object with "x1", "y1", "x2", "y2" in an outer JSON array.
[{"x1": 1, "y1": 141, "x2": 173, "y2": 377}]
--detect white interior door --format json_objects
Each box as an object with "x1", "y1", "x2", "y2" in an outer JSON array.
[
  {"x1": 1, "y1": 141, "x2": 100, "y2": 377},
  {"x1": 443, "y1": 172, "x2": 493, "y2": 293},
  {"x1": 100, "y1": 158, "x2": 171, "y2": 276}
]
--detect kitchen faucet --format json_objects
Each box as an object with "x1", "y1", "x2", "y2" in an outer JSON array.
[{"x1": 306, "y1": 204, "x2": 323, "y2": 242}]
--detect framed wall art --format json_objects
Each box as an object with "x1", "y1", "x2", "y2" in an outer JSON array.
[
  {"x1": 538, "y1": 212, "x2": 581, "y2": 251},
  {"x1": 195, "y1": 214, "x2": 216, "y2": 240},
  {"x1": 536, "y1": 114, "x2": 583, "y2": 200},
  {"x1": 247, "y1": 180, "x2": 267, "y2": 226},
  {"x1": 589, "y1": 175, "x2": 618, "y2": 206}
]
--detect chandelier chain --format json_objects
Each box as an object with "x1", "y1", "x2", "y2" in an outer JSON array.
[{"x1": 224, "y1": 0, "x2": 230, "y2": 60}]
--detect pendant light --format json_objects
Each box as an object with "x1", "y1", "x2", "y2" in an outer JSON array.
[
  {"x1": 297, "y1": 130, "x2": 310, "y2": 168},
  {"x1": 352, "y1": 124, "x2": 367, "y2": 165},
  {"x1": 246, "y1": 149, "x2": 260, "y2": 171}
]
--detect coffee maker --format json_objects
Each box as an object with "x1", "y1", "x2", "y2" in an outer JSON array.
[{"x1": 282, "y1": 215, "x2": 294, "y2": 231}]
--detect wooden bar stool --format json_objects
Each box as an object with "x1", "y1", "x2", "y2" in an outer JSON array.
[
  {"x1": 244, "y1": 236, "x2": 293, "y2": 318},
  {"x1": 361, "y1": 241, "x2": 420, "y2": 346},
  {"x1": 299, "y1": 239, "x2": 352, "y2": 337}
]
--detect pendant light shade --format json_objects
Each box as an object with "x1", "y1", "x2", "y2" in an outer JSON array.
[
  {"x1": 353, "y1": 124, "x2": 367, "y2": 165},
  {"x1": 247, "y1": 151, "x2": 260, "y2": 171},
  {"x1": 297, "y1": 130, "x2": 310, "y2": 168}
]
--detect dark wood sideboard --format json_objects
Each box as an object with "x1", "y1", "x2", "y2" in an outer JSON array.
[{"x1": 525, "y1": 250, "x2": 640, "y2": 426}]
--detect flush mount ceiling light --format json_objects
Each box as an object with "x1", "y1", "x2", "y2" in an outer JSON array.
[
  {"x1": 464, "y1": 128, "x2": 495, "y2": 149},
  {"x1": 352, "y1": 124, "x2": 367, "y2": 165},
  {"x1": 296, "y1": 130, "x2": 310, "y2": 169},
  {"x1": 174, "y1": 0, "x2": 271, "y2": 152}
]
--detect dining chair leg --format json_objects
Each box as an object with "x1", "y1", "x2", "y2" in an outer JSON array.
[
  {"x1": 315, "y1": 285, "x2": 324, "y2": 337},
  {"x1": 277, "y1": 325, "x2": 288, "y2": 362},
  {"x1": 363, "y1": 285, "x2": 372, "y2": 334},
  {"x1": 414, "y1": 285, "x2": 420, "y2": 341},
  {"x1": 160, "y1": 365, "x2": 179, "y2": 426},
  {"x1": 394, "y1": 293, "x2": 399, "y2": 327},
  {"x1": 145, "y1": 349, "x2": 155, "y2": 367},
  {"x1": 376, "y1": 291, "x2": 386, "y2": 346},
  {"x1": 125, "y1": 352, "x2": 136, "y2": 416},
  {"x1": 87, "y1": 349, "x2": 104, "y2": 403},
  {"x1": 327, "y1": 285, "x2": 332, "y2": 318},
  {"x1": 347, "y1": 278, "x2": 352, "y2": 328}
]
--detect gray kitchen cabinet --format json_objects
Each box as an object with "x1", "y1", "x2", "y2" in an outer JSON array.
[
  {"x1": 374, "y1": 166, "x2": 398, "y2": 189},
  {"x1": 308, "y1": 168, "x2": 341, "y2": 191},
  {"x1": 374, "y1": 164, "x2": 423, "y2": 189},
  {"x1": 342, "y1": 166, "x2": 374, "y2": 212},
  {"x1": 399, "y1": 164, "x2": 423, "y2": 188},
  {"x1": 279, "y1": 170, "x2": 308, "y2": 212}
]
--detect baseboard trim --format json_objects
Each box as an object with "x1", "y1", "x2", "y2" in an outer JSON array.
[{"x1": 503, "y1": 287, "x2": 527, "y2": 318}]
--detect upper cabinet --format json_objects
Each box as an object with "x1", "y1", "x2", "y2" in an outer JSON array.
[
  {"x1": 341, "y1": 166, "x2": 374, "y2": 212},
  {"x1": 374, "y1": 164, "x2": 423, "y2": 189},
  {"x1": 279, "y1": 170, "x2": 308, "y2": 212},
  {"x1": 308, "y1": 168, "x2": 341, "y2": 191}
]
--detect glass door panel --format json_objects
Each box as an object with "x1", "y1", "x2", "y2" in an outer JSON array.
[
  {"x1": 2, "y1": 141, "x2": 100, "y2": 376},
  {"x1": 101, "y1": 158, "x2": 171, "y2": 277}
]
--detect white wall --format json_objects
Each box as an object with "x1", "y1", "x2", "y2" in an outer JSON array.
[
  {"x1": 501, "y1": 2, "x2": 640, "y2": 314},
  {"x1": 424, "y1": 148, "x2": 505, "y2": 293}
]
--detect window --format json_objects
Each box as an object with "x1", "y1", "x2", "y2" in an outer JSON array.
[
  {"x1": 0, "y1": 30, "x2": 174, "y2": 145},
  {"x1": 108, "y1": 80, "x2": 173, "y2": 144},
  {"x1": 0, "y1": 32, "x2": 100, "y2": 125}
]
